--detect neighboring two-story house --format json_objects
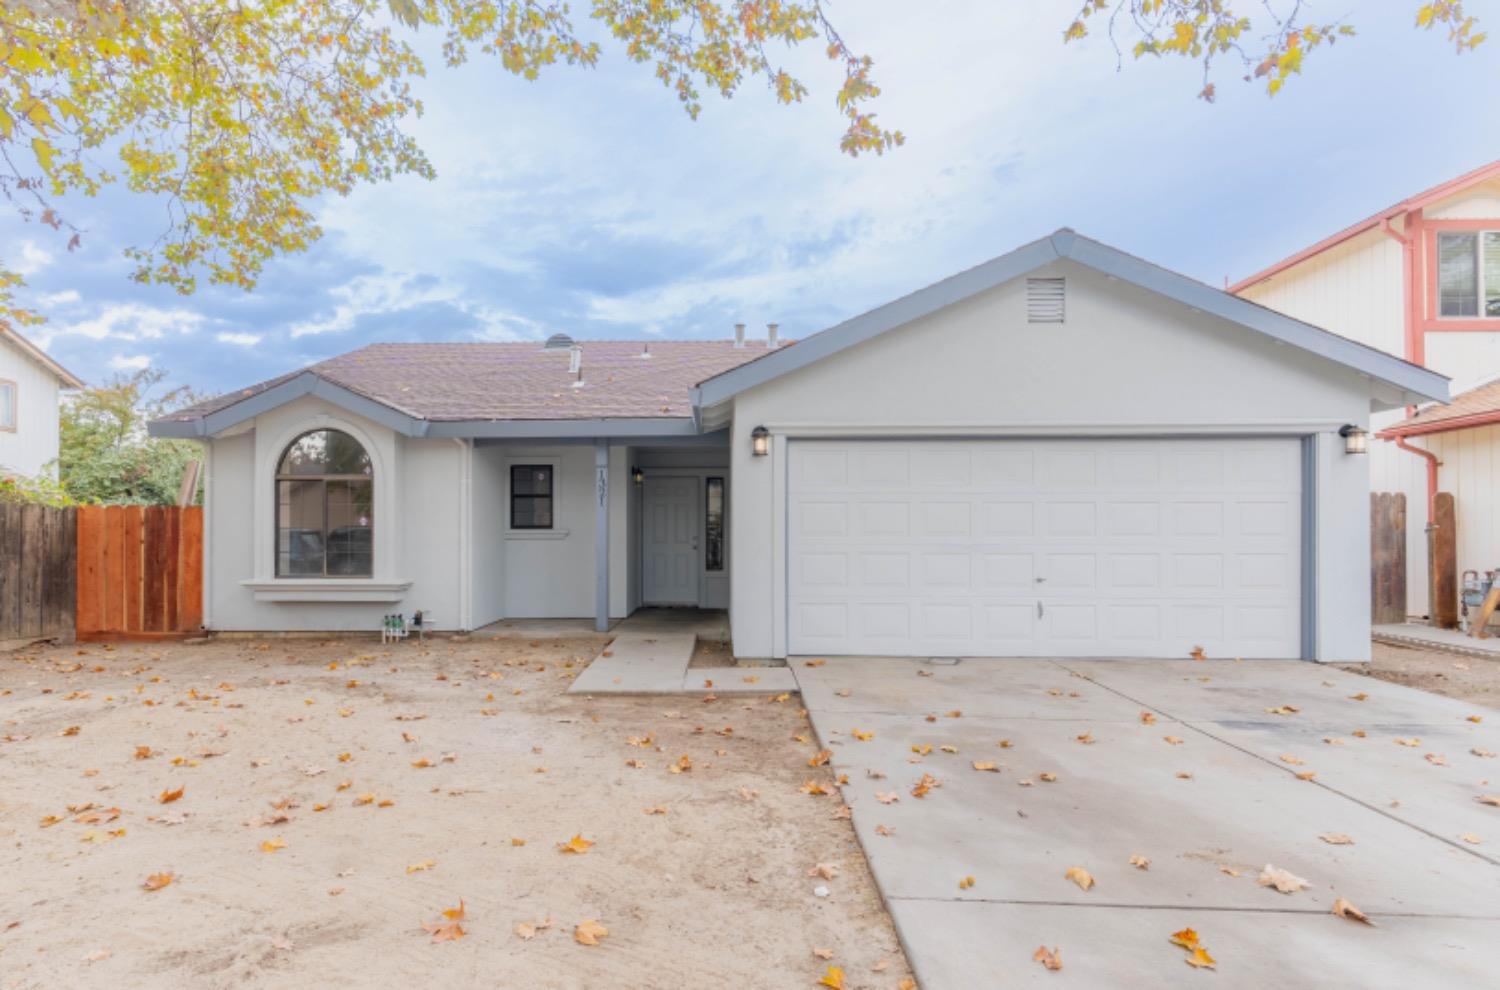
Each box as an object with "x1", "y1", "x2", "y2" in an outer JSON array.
[
  {"x1": 1232, "y1": 159, "x2": 1500, "y2": 620},
  {"x1": 0, "y1": 324, "x2": 84, "y2": 478}
]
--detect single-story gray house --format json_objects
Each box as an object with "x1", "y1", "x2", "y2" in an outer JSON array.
[{"x1": 150, "y1": 230, "x2": 1448, "y2": 661}]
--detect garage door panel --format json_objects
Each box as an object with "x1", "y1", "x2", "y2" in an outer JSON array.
[{"x1": 788, "y1": 439, "x2": 1302, "y2": 659}]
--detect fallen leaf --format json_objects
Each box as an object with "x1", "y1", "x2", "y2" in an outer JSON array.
[
  {"x1": 515, "y1": 917, "x2": 553, "y2": 940},
  {"x1": 738, "y1": 787, "x2": 759, "y2": 801},
  {"x1": 1164, "y1": 735, "x2": 1184, "y2": 745},
  {"x1": 1184, "y1": 946, "x2": 1217, "y2": 969},
  {"x1": 875, "y1": 824, "x2": 895, "y2": 836},
  {"x1": 1064, "y1": 866, "x2": 1094, "y2": 891},
  {"x1": 972, "y1": 761, "x2": 1000, "y2": 772},
  {"x1": 1319, "y1": 833, "x2": 1355, "y2": 845},
  {"x1": 809, "y1": 749, "x2": 832, "y2": 767},
  {"x1": 1129, "y1": 855, "x2": 1150, "y2": 869},
  {"x1": 261, "y1": 838, "x2": 286, "y2": 853},
  {"x1": 407, "y1": 860, "x2": 437, "y2": 874},
  {"x1": 134, "y1": 746, "x2": 154, "y2": 760},
  {"x1": 801, "y1": 779, "x2": 833, "y2": 796},
  {"x1": 1076, "y1": 732, "x2": 1095, "y2": 745},
  {"x1": 808, "y1": 863, "x2": 839, "y2": 880},
  {"x1": 158, "y1": 786, "x2": 184, "y2": 804},
  {"x1": 939, "y1": 744, "x2": 959, "y2": 754},
  {"x1": 1190, "y1": 646, "x2": 1207, "y2": 661},
  {"x1": 1473, "y1": 748, "x2": 1496, "y2": 758},
  {"x1": 910, "y1": 773, "x2": 938, "y2": 798},
  {"x1": 669, "y1": 754, "x2": 693, "y2": 774},
  {"x1": 817, "y1": 965, "x2": 844, "y2": 989},
  {"x1": 1257, "y1": 864, "x2": 1310, "y2": 894},
  {"x1": 574, "y1": 919, "x2": 609, "y2": 946},
  {"x1": 851, "y1": 729, "x2": 873, "y2": 741},
  {"x1": 558, "y1": 834, "x2": 594, "y2": 854},
  {"x1": 1478, "y1": 795, "x2": 1500, "y2": 807},
  {"x1": 1461, "y1": 833, "x2": 1484, "y2": 845},
  {"x1": 1140, "y1": 711, "x2": 1157, "y2": 724},
  {"x1": 1218, "y1": 866, "x2": 1240, "y2": 877},
  {"x1": 1264, "y1": 705, "x2": 1299, "y2": 715},
  {"x1": 142, "y1": 872, "x2": 174, "y2": 892},
  {"x1": 1332, "y1": 897, "x2": 1374, "y2": 925},
  {"x1": 813, "y1": 947, "x2": 834, "y2": 960},
  {"x1": 1033, "y1": 945, "x2": 1063, "y2": 971},
  {"x1": 1395, "y1": 737, "x2": 1421, "y2": 747},
  {"x1": 911, "y1": 743, "x2": 933, "y2": 756},
  {"x1": 1349, "y1": 692, "x2": 1369, "y2": 702},
  {"x1": 643, "y1": 805, "x2": 667, "y2": 816},
  {"x1": 1425, "y1": 753, "x2": 1447, "y2": 766},
  {"x1": 1039, "y1": 772, "x2": 1058, "y2": 782},
  {"x1": 875, "y1": 791, "x2": 900, "y2": 804},
  {"x1": 1170, "y1": 928, "x2": 1201, "y2": 949},
  {"x1": 1278, "y1": 754, "x2": 1304, "y2": 766},
  {"x1": 958, "y1": 875, "x2": 975, "y2": 889}
]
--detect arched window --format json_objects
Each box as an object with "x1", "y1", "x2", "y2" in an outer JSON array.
[{"x1": 275, "y1": 429, "x2": 373, "y2": 577}]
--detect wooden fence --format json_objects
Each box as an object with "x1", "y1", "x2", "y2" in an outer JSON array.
[
  {"x1": 0, "y1": 503, "x2": 77, "y2": 645},
  {"x1": 76, "y1": 505, "x2": 203, "y2": 639},
  {"x1": 1430, "y1": 492, "x2": 1458, "y2": 630}
]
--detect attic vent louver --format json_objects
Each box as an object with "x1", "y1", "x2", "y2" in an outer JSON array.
[{"x1": 1026, "y1": 277, "x2": 1065, "y2": 323}]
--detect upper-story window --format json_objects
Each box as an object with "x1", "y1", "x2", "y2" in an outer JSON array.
[
  {"x1": 275, "y1": 429, "x2": 373, "y2": 577},
  {"x1": 1437, "y1": 231, "x2": 1500, "y2": 318},
  {"x1": 0, "y1": 380, "x2": 15, "y2": 431}
]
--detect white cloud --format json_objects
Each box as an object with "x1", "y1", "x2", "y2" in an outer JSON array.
[
  {"x1": 13, "y1": 240, "x2": 53, "y2": 276},
  {"x1": 216, "y1": 331, "x2": 263, "y2": 346},
  {"x1": 109, "y1": 354, "x2": 151, "y2": 371},
  {"x1": 37, "y1": 289, "x2": 80, "y2": 307},
  {"x1": 51, "y1": 303, "x2": 204, "y2": 342}
]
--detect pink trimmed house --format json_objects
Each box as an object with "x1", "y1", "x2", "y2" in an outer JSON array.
[{"x1": 1233, "y1": 160, "x2": 1500, "y2": 622}]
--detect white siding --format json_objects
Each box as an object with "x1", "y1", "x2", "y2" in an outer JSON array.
[
  {"x1": 0, "y1": 335, "x2": 64, "y2": 478},
  {"x1": 1425, "y1": 181, "x2": 1500, "y2": 220},
  {"x1": 1424, "y1": 425, "x2": 1500, "y2": 592},
  {"x1": 1238, "y1": 228, "x2": 1405, "y2": 359},
  {"x1": 729, "y1": 260, "x2": 1375, "y2": 662}
]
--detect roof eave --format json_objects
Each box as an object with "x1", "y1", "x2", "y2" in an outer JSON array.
[
  {"x1": 1379, "y1": 408, "x2": 1500, "y2": 439},
  {"x1": 1229, "y1": 158, "x2": 1500, "y2": 293},
  {"x1": 1, "y1": 327, "x2": 85, "y2": 389}
]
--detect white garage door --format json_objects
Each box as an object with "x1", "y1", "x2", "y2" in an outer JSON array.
[{"x1": 787, "y1": 439, "x2": 1303, "y2": 659}]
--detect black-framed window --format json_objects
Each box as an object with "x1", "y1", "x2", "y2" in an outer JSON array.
[
  {"x1": 511, "y1": 464, "x2": 554, "y2": 529},
  {"x1": 275, "y1": 429, "x2": 373, "y2": 577},
  {"x1": 705, "y1": 476, "x2": 725, "y2": 571}
]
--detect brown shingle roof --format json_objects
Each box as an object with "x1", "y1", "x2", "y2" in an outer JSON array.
[
  {"x1": 1384, "y1": 377, "x2": 1500, "y2": 437},
  {"x1": 161, "y1": 340, "x2": 788, "y2": 424}
]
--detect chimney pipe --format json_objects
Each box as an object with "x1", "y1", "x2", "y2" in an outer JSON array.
[
  {"x1": 767, "y1": 322, "x2": 779, "y2": 349},
  {"x1": 734, "y1": 323, "x2": 746, "y2": 348},
  {"x1": 568, "y1": 344, "x2": 582, "y2": 374}
]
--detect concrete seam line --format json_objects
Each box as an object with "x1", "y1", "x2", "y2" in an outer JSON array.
[
  {"x1": 1053, "y1": 662, "x2": 1500, "y2": 869},
  {"x1": 885, "y1": 896, "x2": 1500, "y2": 920}
]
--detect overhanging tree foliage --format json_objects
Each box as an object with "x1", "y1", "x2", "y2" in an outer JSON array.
[{"x1": 0, "y1": 1, "x2": 1488, "y2": 329}]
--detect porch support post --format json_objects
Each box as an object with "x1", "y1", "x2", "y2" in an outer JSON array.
[{"x1": 594, "y1": 439, "x2": 610, "y2": 633}]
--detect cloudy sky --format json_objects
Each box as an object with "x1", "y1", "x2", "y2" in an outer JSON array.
[{"x1": 5, "y1": 3, "x2": 1497, "y2": 397}]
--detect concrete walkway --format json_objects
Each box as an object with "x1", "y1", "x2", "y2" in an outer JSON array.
[
  {"x1": 796, "y1": 657, "x2": 1500, "y2": 988},
  {"x1": 1373, "y1": 622, "x2": 1500, "y2": 657},
  {"x1": 567, "y1": 609, "x2": 797, "y2": 696}
]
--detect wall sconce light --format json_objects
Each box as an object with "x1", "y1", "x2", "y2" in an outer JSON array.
[
  {"x1": 631, "y1": 466, "x2": 644, "y2": 486},
  {"x1": 1339, "y1": 424, "x2": 1369, "y2": 455},
  {"x1": 751, "y1": 426, "x2": 770, "y2": 457}
]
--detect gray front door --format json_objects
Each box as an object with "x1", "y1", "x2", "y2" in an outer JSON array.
[{"x1": 643, "y1": 476, "x2": 699, "y2": 605}]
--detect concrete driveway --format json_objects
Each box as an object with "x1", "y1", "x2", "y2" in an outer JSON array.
[{"x1": 795, "y1": 658, "x2": 1500, "y2": 989}]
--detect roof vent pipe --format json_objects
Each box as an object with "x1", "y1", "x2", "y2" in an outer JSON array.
[
  {"x1": 568, "y1": 344, "x2": 582, "y2": 374},
  {"x1": 734, "y1": 323, "x2": 746, "y2": 348},
  {"x1": 767, "y1": 323, "x2": 779, "y2": 349}
]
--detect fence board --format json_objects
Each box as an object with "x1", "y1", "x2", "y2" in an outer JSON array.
[
  {"x1": 0, "y1": 505, "x2": 18, "y2": 636},
  {"x1": 20, "y1": 504, "x2": 44, "y2": 639},
  {"x1": 75, "y1": 506, "x2": 102, "y2": 635},
  {"x1": 102, "y1": 506, "x2": 126, "y2": 633},
  {"x1": 1431, "y1": 492, "x2": 1458, "y2": 630},
  {"x1": 1370, "y1": 493, "x2": 1407, "y2": 625},
  {"x1": 164, "y1": 507, "x2": 180, "y2": 632},
  {"x1": 178, "y1": 507, "x2": 203, "y2": 631},
  {"x1": 123, "y1": 507, "x2": 143, "y2": 634}
]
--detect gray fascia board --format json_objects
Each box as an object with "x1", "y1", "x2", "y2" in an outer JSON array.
[
  {"x1": 147, "y1": 371, "x2": 428, "y2": 439},
  {"x1": 693, "y1": 236, "x2": 1063, "y2": 408},
  {"x1": 424, "y1": 417, "x2": 702, "y2": 439},
  {"x1": 1058, "y1": 234, "x2": 1450, "y2": 404},
  {"x1": 691, "y1": 227, "x2": 1449, "y2": 411}
]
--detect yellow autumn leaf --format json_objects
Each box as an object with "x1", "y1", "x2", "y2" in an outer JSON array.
[
  {"x1": 142, "y1": 871, "x2": 174, "y2": 891},
  {"x1": 817, "y1": 965, "x2": 845, "y2": 989},
  {"x1": 558, "y1": 833, "x2": 594, "y2": 854},
  {"x1": 574, "y1": 919, "x2": 609, "y2": 946},
  {"x1": 261, "y1": 837, "x2": 286, "y2": 853},
  {"x1": 1064, "y1": 866, "x2": 1094, "y2": 891}
]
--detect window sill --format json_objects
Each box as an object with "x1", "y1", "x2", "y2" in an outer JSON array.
[
  {"x1": 242, "y1": 579, "x2": 412, "y2": 603},
  {"x1": 505, "y1": 528, "x2": 570, "y2": 541}
]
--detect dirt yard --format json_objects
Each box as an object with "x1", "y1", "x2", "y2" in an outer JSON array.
[
  {"x1": 0, "y1": 635, "x2": 912, "y2": 990},
  {"x1": 1340, "y1": 640, "x2": 1500, "y2": 709}
]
